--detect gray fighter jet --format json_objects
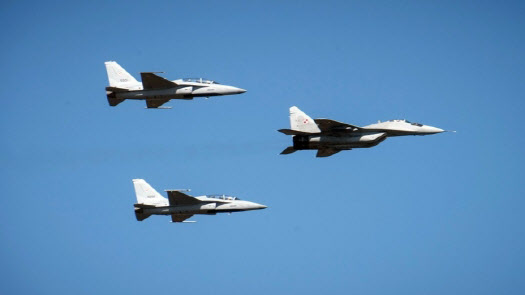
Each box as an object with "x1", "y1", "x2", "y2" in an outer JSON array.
[
  {"x1": 105, "y1": 61, "x2": 246, "y2": 108},
  {"x1": 132, "y1": 179, "x2": 267, "y2": 223},
  {"x1": 279, "y1": 106, "x2": 449, "y2": 157}
]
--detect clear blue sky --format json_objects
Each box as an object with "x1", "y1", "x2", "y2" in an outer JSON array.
[{"x1": 1, "y1": 1, "x2": 524, "y2": 294}]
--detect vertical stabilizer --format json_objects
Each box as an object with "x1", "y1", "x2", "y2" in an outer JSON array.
[
  {"x1": 132, "y1": 179, "x2": 168, "y2": 206},
  {"x1": 134, "y1": 208, "x2": 151, "y2": 221},
  {"x1": 289, "y1": 106, "x2": 321, "y2": 133},
  {"x1": 105, "y1": 61, "x2": 141, "y2": 90}
]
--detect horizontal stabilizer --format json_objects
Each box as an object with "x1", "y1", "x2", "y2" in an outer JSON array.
[
  {"x1": 107, "y1": 96, "x2": 125, "y2": 107},
  {"x1": 141, "y1": 72, "x2": 178, "y2": 90},
  {"x1": 135, "y1": 212, "x2": 151, "y2": 221},
  {"x1": 134, "y1": 203, "x2": 157, "y2": 209},
  {"x1": 106, "y1": 86, "x2": 130, "y2": 93},
  {"x1": 278, "y1": 129, "x2": 318, "y2": 136},
  {"x1": 134, "y1": 207, "x2": 152, "y2": 221},
  {"x1": 106, "y1": 87, "x2": 128, "y2": 106},
  {"x1": 280, "y1": 146, "x2": 297, "y2": 155}
]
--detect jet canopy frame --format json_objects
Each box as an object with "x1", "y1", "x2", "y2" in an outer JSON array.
[
  {"x1": 182, "y1": 78, "x2": 220, "y2": 84},
  {"x1": 385, "y1": 119, "x2": 423, "y2": 127},
  {"x1": 206, "y1": 194, "x2": 240, "y2": 200}
]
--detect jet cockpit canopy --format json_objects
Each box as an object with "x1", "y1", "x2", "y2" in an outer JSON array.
[
  {"x1": 386, "y1": 119, "x2": 423, "y2": 127},
  {"x1": 182, "y1": 78, "x2": 220, "y2": 84},
  {"x1": 207, "y1": 194, "x2": 239, "y2": 200}
]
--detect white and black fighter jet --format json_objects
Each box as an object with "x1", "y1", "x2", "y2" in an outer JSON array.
[
  {"x1": 279, "y1": 106, "x2": 449, "y2": 157},
  {"x1": 104, "y1": 61, "x2": 246, "y2": 108},
  {"x1": 132, "y1": 179, "x2": 266, "y2": 223}
]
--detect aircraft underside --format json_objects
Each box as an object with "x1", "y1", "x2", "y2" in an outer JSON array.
[
  {"x1": 135, "y1": 204, "x2": 259, "y2": 217},
  {"x1": 107, "y1": 91, "x2": 223, "y2": 108},
  {"x1": 292, "y1": 133, "x2": 388, "y2": 150},
  {"x1": 279, "y1": 106, "x2": 446, "y2": 157},
  {"x1": 115, "y1": 92, "x2": 223, "y2": 100},
  {"x1": 134, "y1": 206, "x2": 258, "y2": 222}
]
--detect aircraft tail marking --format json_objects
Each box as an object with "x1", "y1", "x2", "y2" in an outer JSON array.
[
  {"x1": 289, "y1": 106, "x2": 321, "y2": 133},
  {"x1": 105, "y1": 61, "x2": 141, "y2": 89},
  {"x1": 132, "y1": 179, "x2": 168, "y2": 206}
]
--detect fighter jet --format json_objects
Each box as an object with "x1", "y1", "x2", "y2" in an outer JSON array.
[
  {"x1": 104, "y1": 61, "x2": 246, "y2": 108},
  {"x1": 279, "y1": 106, "x2": 449, "y2": 157},
  {"x1": 132, "y1": 179, "x2": 267, "y2": 223}
]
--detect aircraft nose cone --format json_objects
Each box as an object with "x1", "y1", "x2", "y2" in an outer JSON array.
[
  {"x1": 253, "y1": 203, "x2": 267, "y2": 210},
  {"x1": 429, "y1": 127, "x2": 445, "y2": 133},
  {"x1": 422, "y1": 126, "x2": 444, "y2": 134},
  {"x1": 224, "y1": 86, "x2": 246, "y2": 95}
]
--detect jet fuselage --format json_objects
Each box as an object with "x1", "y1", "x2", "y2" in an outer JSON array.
[
  {"x1": 137, "y1": 198, "x2": 267, "y2": 217},
  {"x1": 279, "y1": 106, "x2": 448, "y2": 157},
  {"x1": 104, "y1": 62, "x2": 246, "y2": 108},
  {"x1": 293, "y1": 120, "x2": 444, "y2": 151},
  {"x1": 293, "y1": 132, "x2": 387, "y2": 150},
  {"x1": 114, "y1": 80, "x2": 246, "y2": 101},
  {"x1": 132, "y1": 179, "x2": 266, "y2": 222}
]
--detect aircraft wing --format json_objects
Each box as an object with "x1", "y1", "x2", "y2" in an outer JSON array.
[
  {"x1": 316, "y1": 148, "x2": 343, "y2": 157},
  {"x1": 166, "y1": 191, "x2": 200, "y2": 206},
  {"x1": 278, "y1": 129, "x2": 319, "y2": 135},
  {"x1": 171, "y1": 214, "x2": 194, "y2": 222},
  {"x1": 141, "y1": 72, "x2": 178, "y2": 90},
  {"x1": 106, "y1": 86, "x2": 130, "y2": 92},
  {"x1": 146, "y1": 99, "x2": 170, "y2": 108},
  {"x1": 314, "y1": 119, "x2": 360, "y2": 132}
]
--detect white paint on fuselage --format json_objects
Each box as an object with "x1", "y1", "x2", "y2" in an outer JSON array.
[
  {"x1": 115, "y1": 80, "x2": 246, "y2": 101},
  {"x1": 297, "y1": 120, "x2": 444, "y2": 150},
  {"x1": 362, "y1": 120, "x2": 444, "y2": 136},
  {"x1": 307, "y1": 133, "x2": 387, "y2": 149},
  {"x1": 141, "y1": 196, "x2": 266, "y2": 216},
  {"x1": 282, "y1": 106, "x2": 448, "y2": 156}
]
